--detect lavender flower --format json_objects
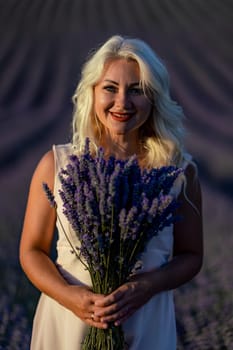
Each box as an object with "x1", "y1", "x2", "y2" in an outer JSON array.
[{"x1": 42, "y1": 183, "x2": 56, "y2": 208}]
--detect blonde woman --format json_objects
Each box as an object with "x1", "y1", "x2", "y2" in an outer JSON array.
[{"x1": 20, "y1": 35, "x2": 203, "y2": 349}]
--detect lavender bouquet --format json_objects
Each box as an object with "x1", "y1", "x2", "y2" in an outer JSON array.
[{"x1": 43, "y1": 138, "x2": 183, "y2": 350}]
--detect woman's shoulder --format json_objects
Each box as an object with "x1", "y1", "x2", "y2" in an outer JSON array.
[
  {"x1": 29, "y1": 149, "x2": 55, "y2": 193},
  {"x1": 35, "y1": 149, "x2": 54, "y2": 174},
  {"x1": 32, "y1": 143, "x2": 72, "y2": 183},
  {"x1": 30, "y1": 143, "x2": 73, "y2": 191}
]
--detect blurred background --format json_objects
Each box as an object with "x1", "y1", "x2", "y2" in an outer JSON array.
[{"x1": 0, "y1": 0, "x2": 232, "y2": 348}]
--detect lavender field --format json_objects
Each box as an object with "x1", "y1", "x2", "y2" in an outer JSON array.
[{"x1": 0, "y1": 1, "x2": 233, "y2": 349}]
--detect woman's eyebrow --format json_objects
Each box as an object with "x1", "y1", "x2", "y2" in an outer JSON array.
[{"x1": 103, "y1": 79, "x2": 140, "y2": 86}]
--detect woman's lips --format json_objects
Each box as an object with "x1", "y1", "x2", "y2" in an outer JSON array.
[{"x1": 110, "y1": 112, "x2": 134, "y2": 122}]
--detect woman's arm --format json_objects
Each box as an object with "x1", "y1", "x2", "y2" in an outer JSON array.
[
  {"x1": 19, "y1": 150, "x2": 107, "y2": 329},
  {"x1": 93, "y1": 163, "x2": 203, "y2": 325}
]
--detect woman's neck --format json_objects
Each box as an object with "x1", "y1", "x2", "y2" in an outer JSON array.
[{"x1": 101, "y1": 135, "x2": 142, "y2": 160}]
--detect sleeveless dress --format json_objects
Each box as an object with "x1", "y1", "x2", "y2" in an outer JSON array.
[{"x1": 30, "y1": 144, "x2": 190, "y2": 350}]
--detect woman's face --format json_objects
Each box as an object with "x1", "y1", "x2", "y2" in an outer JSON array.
[{"x1": 94, "y1": 59, "x2": 152, "y2": 139}]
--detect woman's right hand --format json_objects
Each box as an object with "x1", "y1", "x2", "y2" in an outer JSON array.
[{"x1": 62, "y1": 284, "x2": 109, "y2": 329}]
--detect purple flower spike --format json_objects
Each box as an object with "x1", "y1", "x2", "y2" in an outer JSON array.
[{"x1": 42, "y1": 183, "x2": 56, "y2": 208}]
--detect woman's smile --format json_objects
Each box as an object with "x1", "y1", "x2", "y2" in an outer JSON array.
[{"x1": 109, "y1": 111, "x2": 135, "y2": 122}]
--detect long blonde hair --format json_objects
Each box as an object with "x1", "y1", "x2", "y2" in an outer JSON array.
[{"x1": 72, "y1": 35, "x2": 187, "y2": 168}]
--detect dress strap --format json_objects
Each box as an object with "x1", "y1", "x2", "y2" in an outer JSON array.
[
  {"x1": 170, "y1": 152, "x2": 193, "y2": 198},
  {"x1": 52, "y1": 144, "x2": 73, "y2": 197},
  {"x1": 53, "y1": 144, "x2": 73, "y2": 171},
  {"x1": 182, "y1": 152, "x2": 193, "y2": 170}
]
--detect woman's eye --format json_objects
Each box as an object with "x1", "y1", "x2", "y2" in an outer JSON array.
[
  {"x1": 129, "y1": 88, "x2": 143, "y2": 95},
  {"x1": 103, "y1": 85, "x2": 117, "y2": 93}
]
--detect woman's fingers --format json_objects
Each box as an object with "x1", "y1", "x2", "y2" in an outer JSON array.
[
  {"x1": 93, "y1": 275, "x2": 152, "y2": 324},
  {"x1": 94, "y1": 288, "x2": 125, "y2": 307},
  {"x1": 65, "y1": 285, "x2": 110, "y2": 328},
  {"x1": 93, "y1": 284, "x2": 135, "y2": 324},
  {"x1": 99, "y1": 304, "x2": 137, "y2": 326},
  {"x1": 88, "y1": 316, "x2": 108, "y2": 329},
  {"x1": 80, "y1": 310, "x2": 108, "y2": 329},
  {"x1": 114, "y1": 307, "x2": 136, "y2": 326},
  {"x1": 94, "y1": 288, "x2": 128, "y2": 316}
]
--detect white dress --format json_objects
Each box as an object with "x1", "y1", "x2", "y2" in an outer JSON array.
[{"x1": 31, "y1": 144, "x2": 189, "y2": 350}]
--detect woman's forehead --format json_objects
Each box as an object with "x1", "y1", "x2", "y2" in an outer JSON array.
[{"x1": 99, "y1": 58, "x2": 141, "y2": 81}]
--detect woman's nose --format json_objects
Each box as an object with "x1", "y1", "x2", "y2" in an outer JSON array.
[{"x1": 115, "y1": 90, "x2": 132, "y2": 109}]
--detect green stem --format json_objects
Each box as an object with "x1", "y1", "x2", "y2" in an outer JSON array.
[
  {"x1": 56, "y1": 208, "x2": 89, "y2": 271},
  {"x1": 104, "y1": 205, "x2": 115, "y2": 293}
]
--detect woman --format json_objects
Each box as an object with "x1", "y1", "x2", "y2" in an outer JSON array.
[{"x1": 20, "y1": 35, "x2": 203, "y2": 349}]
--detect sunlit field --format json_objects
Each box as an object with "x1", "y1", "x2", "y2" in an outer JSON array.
[{"x1": 1, "y1": 1, "x2": 232, "y2": 349}]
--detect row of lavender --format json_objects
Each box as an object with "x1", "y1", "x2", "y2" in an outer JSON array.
[
  {"x1": 175, "y1": 184, "x2": 233, "y2": 349},
  {"x1": 0, "y1": 267, "x2": 32, "y2": 349}
]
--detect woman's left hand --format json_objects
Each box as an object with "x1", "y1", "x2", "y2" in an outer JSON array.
[{"x1": 93, "y1": 271, "x2": 154, "y2": 326}]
